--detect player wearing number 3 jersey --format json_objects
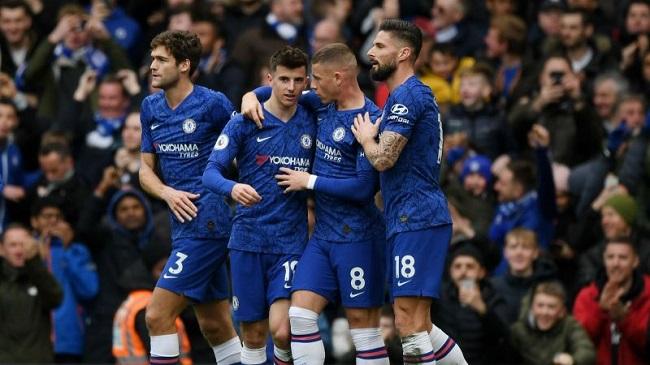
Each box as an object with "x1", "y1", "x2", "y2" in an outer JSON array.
[
  {"x1": 203, "y1": 46, "x2": 315, "y2": 365},
  {"x1": 352, "y1": 20, "x2": 467, "y2": 365},
  {"x1": 138, "y1": 31, "x2": 241, "y2": 365}
]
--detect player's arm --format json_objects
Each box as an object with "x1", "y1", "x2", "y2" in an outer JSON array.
[
  {"x1": 275, "y1": 153, "x2": 377, "y2": 202},
  {"x1": 139, "y1": 153, "x2": 198, "y2": 223},
  {"x1": 202, "y1": 131, "x2": 261, "y2": 207},
  {"x1": 351, "y1": 112, "x2": 408, "y2": 172},
  {"x1": 241, "y1": 87, "x2": 322, "y2": 128}
]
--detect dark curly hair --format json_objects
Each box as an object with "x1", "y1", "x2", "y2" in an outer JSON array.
[
  {"x1": 269, "y1": 46, "x2": 309, "y2": 73},
  {"x1": 150, "y1": 30, "x2": 202, "y2": 76}
]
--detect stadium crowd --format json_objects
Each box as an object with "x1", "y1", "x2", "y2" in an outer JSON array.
[{"x1": 0, "y1": 0, "x2": 648, "y2": 364}]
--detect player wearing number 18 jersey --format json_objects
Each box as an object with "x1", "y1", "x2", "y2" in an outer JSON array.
[
  {"x1": 203, "y1": 46, "x2": 314, "y2": 365},
  {"x1": 138, "y1": 31, "x2": 240, "y2": 365},
  {"x1": 352, "y1": 20, "x2": 467, "y2": 365}
]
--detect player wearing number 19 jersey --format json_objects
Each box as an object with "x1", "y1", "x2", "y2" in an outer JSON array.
[
  {"x1": 352, "y1": 20, "x2": 467, "y2": 365},
  {"x1": 203, "y1": 46, "x2": 314, "y2": 365},
  {"x1": 138, "y1": 31, "x2": 240, "y2": 365}
]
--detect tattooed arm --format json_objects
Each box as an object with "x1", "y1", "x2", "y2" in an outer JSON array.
[{"x1": 351, "y1": 112, "x2": 408, "y2": 172}]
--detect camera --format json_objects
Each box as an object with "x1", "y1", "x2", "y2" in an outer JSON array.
[
  {"x1": 550, "y1": 70, "x2": 564, "y2": 85},
  {"x1": 548, "y1": 70, "x2": 573, "y2": 112}
]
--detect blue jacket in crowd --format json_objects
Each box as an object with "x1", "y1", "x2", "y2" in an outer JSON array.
[{"x1": 46, "y1": 237, "x2": 99, "y2": 356}]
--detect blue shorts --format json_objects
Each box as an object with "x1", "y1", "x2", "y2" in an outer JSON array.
[
  {"x1": 157, "y1": 237, "x2": 230, "y2": 303},
  {"x1": 230, "y1": 249, "x2": 300, "y2": 322},
  {"x1": 388, "y1": 225, "x2": 451, "y2": 299},
  {"x1": 292, "y1": 237, "x2": 386, "y2": 308}
]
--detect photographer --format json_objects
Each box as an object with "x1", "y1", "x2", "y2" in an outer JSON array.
[{"x1": 508, "y1": 54, "x2": 602, "y2": 167}]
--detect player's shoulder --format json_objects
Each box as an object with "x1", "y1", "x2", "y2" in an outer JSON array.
[
  {"x1": 224, "y1": 112, "x2": 255, "y2": 135},
  {"x1": 296, "y1": 104, "x2": 317, "y2": 123},
  {"x1": 394, "y1": 76, "x2": 432, "y2": 100},
  {"x1": 142, "y1": 90, "x2": 165, "y2": 109},
  {"x1": 390, "y1": 77, "x2": 434, "y2": 112},
  {"x1": 195, "y1": 85, "x2": 232, "y2": 106},
  {"x1": 363, "y1": 97, "x2": 381, "y2": 115}
]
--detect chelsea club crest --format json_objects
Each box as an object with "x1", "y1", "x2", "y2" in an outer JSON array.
[
  {"x1": 300, "y1": 134, "x2": 312, "y2": 149},
  {"x1": 332, "y1": 127, "x2": 346, "y2": 142},
  {"x1": 182, "y1": 119, "x2": 197, "y2": 134}
]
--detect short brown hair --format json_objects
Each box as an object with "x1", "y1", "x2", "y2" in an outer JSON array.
[
  {"x1": 150, "y1": 30, "x2": 202, "y2": 76},
  {"x1": 505, "y1": 228, "x2": 538, "y2": 249},
  {"x1": 533, "y1": 281, "x2": 566, "y2": 304},
  {"x1": 57, "y1": 3, "x2": 85, "y2": 21},
  {"x1": 490, "y1": 15, "x2": 527, "y2": 56},
  {"x1": 312, "y1": 43, "x2": 357, "y2": 68},
  {"x1": 1, "y1": 222, "x2": 30, "y2": 243},
  {"x1": 269, "y1": 46, "x2": 309, "y2": 72},
  {"x1": 460, "y1": 63, "x2": 495, "y2": 85}
]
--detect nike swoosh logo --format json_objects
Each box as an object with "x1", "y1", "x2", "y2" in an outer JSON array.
[
  {"x1": 163, "y1": 273, "x2": 177, "y2": 279},
  {"x1": 151, "y1": 124, "x2": 161, "y2": 130},
  {"x1": 284, "y1": 283, "x2": 292, "y2": 289},
  {"x1": 349, "y1": 291, "x2": 365, "y2": 298},
  {"x1": 257, "y1": 136, "x2": 272, "y2": 142},
  {"x1": 397, "y1": 280, "x2": 412, "y2": 287}
]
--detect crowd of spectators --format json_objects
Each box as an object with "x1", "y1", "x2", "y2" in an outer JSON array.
[{"x1": 0, "y1": 0, "x2": 649, "y2": 364}]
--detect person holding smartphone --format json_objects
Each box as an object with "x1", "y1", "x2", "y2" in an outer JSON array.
[
  {"x1": 432, "y1": 240, "x2": 510, "y2": 365},
  {"x1": 508, "y1": 54, "x2": 602, "y2": 168}
]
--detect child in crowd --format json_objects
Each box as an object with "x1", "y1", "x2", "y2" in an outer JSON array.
[
  {"x1": 510, "y1": 281, "x2": 595, "y2": 365},
  {"x1": 420, "y1": 43, "x2": 475, "y2": 112},
  {"x1": 445, "y1": 65, "x2": 513, "y2": 159}
]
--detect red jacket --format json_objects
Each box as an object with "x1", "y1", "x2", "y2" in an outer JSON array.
[{"x1": 573, "y1": 274, "x2": 650, "y2": 365}]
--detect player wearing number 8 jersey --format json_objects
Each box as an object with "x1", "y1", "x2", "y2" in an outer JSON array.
[
  {"x1": 203, "y1": 46, "x2": 315, "y2": 365},
  {"x1": 138, "y1": 31, "x2": 241, "y2": 365},
  {"x1": 352, "y1": 19, "x2": 467, "y2": 364}
]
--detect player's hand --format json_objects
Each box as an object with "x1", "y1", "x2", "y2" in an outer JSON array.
[
  {"x1": 231, "y1": 183, "x2": 261, "y2": 207},
  {"x1": 275, "y1": 167, "x2": 309, "y2": 193},
  {"x1": 241, "y1": 92, "x2": 264, "y2": 129},
  {"x1": 351, "y1": 112, "x2": 381, "y2": 146},
  {"x1": 161, "y1": 186, "x2": 199, "y2": 223}
]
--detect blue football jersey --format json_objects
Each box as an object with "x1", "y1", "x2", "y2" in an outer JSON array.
[
  {"x1": 140, "y1": 86, "x2": 234, "y2": 240},
  {"x1": 207, "y1": 106, "x2": 316, "y2": 255},
  {"x1": 379, "y1": 76, "x2": 451, "y2": 238},
  {"x1": 310, "y1": 94, "x2": 385, "y2": 242}
]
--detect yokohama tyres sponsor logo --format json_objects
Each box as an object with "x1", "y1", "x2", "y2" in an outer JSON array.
[
  {"x1": 155, "y1": 143, "x2": 199, "y2": 158},
  {"x1": 256, "y1": 154, "x2": 310, "y2": 171}
]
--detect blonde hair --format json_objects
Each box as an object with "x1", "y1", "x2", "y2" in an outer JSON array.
[{"x1": 505, "y1": 228, "x2": 538, "y2": 249}]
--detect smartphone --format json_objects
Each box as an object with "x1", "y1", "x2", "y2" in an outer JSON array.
[
  {"x1": 605, "y1": 174, "x2": 619, "y2": 189},
  {"x1": 550, "y1": 71, "x2": 564, "y2": 85},
  {"x1": 460, "y1": 278, "x2": 475, "y2": 290}
]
